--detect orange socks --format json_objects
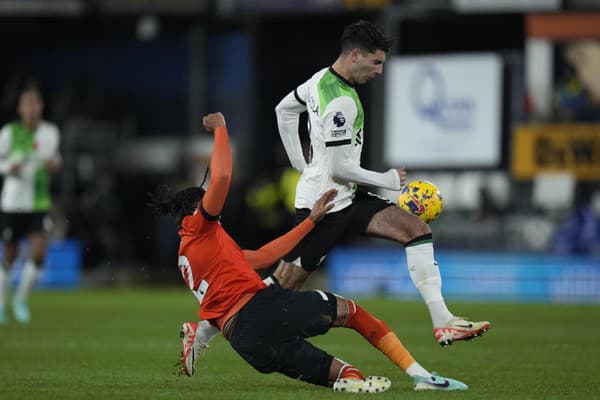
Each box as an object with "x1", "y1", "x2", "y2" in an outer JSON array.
[
  {"x1": 344, "y1": 301, "x2": 416, "y2": 371},
  {"x1": 343, "y1": 300, "x2": 391, "y2": 345},
  {"x1": 339, "y1": 364, "x2": 365, "y2": 381},
  {"x1": 376, "y1": 331, "x2": 416, "y2": 371}
]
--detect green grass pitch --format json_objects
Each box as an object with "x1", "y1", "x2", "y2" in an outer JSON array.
[{"x1": 1, "y1": 289, "x2": 599, "y2": 399}]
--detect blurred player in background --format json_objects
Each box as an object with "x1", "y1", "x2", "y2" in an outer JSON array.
[
  {"x1": 0, "y1": 85, "x2": 61, "y2": 323},
  {"x1": 270, "y1": 19, "x2": 489, "y2": 346},
  {"x1": 150, "y1": 112, "x2": 468, "y2": 392}
]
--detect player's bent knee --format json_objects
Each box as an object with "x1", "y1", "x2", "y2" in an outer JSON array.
[
  {"x1": 368, "y1": 207, "x2": 431, "y2": 243},
  {"x1": 333, "y1": 295, "x2": 357, "y2": 327},
  {"x1": 403, "y1": 211, "x2": 431, "y2": 237},
  {"x1": 417, "y1": 221, "x2": 431, "y2": 234}
]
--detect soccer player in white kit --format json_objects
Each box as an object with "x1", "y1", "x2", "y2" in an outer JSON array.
[
  {"x1": 0, "y1": 85, "x2": 61, "y2": 323},
  {"x1": 270, "y1": 20, "x2": 490, "y2": 347}
]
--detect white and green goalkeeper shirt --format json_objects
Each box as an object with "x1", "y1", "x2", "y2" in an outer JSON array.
[
  {"x1": 0, "y1": 121, "x2": 60, "y2": 212},
  {"x1": 276, "y1": 67, "x2": 400, "y2": 213}
]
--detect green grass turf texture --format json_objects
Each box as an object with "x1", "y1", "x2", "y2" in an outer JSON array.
[{"x1": 1, "y1": 289, "x2": 599, "y2": 400}]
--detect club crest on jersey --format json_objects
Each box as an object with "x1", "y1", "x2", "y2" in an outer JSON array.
[{"x1": 333, "y1": 112, "x2": 345, "y2": 127}]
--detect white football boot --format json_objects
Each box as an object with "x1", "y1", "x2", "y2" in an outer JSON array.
[
  {"x1": 333, "y1": 376, "x2": 391, "y2": 393},
  {"x1": 434, "y1": 316, "x2": 490, "y2": 347},
  {"x1": 179, "y1": 322, "x2": 209, "y2": 377}
]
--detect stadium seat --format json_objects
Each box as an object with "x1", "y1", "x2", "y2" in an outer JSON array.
[
  {"x1": 484, "y1": 171, "x2": 511, "y2": 210},
  {"x1": 532, "y1": 172, "x2": 576, "y2": 214},
  {"x1": 454, "y1": 172, "x2": 484, "y2": 212}
]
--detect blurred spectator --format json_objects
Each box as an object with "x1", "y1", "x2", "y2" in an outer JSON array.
[
  {"x1": 242, "y1": 145, "x2": 300, "y2": 251},
  {"x1": 552, "y1": 184, "x2": 600, "y2": 254},
  {"x1": 555, "y1": 40, "x2": 600, "y2": 122},
  {"x1": 566, "y1": 40, "x2": 600, "y2": 103},
  {"x1": 552, "y1": 204, "x2": 599, "y2": 254}
]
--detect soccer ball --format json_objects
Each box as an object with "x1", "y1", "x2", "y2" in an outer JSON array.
[{"x1": 397, "y1": 180, "x2": 443, "y2": 223}]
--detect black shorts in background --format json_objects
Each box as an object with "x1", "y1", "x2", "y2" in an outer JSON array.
[
  {"x1": 283, "y1": 189, "x2": 394, "y2": 271},
  {"x1": 1, "y1": 212, "x2": 51, "y2": 242}
]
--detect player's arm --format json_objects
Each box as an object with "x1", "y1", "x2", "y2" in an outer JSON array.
[
  {"x1": 200, "y1": 112, "x2": 232, "y2": 218},
  {"x1": 40, "y1": 124, "x2": 62, "y2": 173},
  {"x1": 244, "y1": 188, "x2": 337, "y2": 270},
  {"x1": 324, "y1": 97, "x2": 402, "y2": 190},
  {"x1": 0, "y1": 125, "x2": 15, "y2": 175},
  {"x1": 275, "y1": 82, "x2": 309, "y2": 172}
]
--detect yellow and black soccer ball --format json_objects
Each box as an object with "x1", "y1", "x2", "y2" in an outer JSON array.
[{"x1": 398, "y1": 180, "x2": 443, "y2": 223}]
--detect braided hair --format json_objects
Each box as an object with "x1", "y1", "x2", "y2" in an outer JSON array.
[{"x1": 148, "y1": 169, "x2": 209, "y2": 224}]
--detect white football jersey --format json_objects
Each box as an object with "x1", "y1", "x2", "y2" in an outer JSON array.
[
  {"x1": 0, "y1": 121, "x2": 60, "y2": 212},
  {"x1": 291, "y1": 67, "x2": 365, "y2": 212}
]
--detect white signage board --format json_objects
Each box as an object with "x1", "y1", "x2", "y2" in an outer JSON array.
[{"x1": 384, "y1": 53, "x2": 502, "y2": 168}]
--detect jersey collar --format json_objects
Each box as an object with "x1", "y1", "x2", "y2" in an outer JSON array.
[{"x1": 329, "y1": 67, "x2": 354, "y2": 88}]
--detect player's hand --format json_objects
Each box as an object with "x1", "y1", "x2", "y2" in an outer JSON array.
[
  {"x1": 45, "y1": 159, "x2": 60, "y2": 173},
  {"x1": 394, "y1": 167, "x2": 407, "y2": 187},
  {"x1": 308, "y1": 188, "x2": 338, "y2": 223},
  {"x1": 8, "y1": 163, "x2": 22, "y2": 176},
  {"x1": 203, "y1": 112, "x2": 226, "y2": 132}
]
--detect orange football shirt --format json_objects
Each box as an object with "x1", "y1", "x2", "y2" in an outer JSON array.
[{"x1": 178, "y1": 209, "x2": 266, "y2": 322}]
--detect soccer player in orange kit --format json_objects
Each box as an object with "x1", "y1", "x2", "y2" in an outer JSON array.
[{"x1": 148, "y1": 112, "x2": 468, "y2": 393}]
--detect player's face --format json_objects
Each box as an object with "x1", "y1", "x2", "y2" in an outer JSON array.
[
  {"x1": 352, "y1": 49, "x2": 386, "y2": 85},
  {"x1": 18, "y1": 90, "x2": 44, "y2": 124}
]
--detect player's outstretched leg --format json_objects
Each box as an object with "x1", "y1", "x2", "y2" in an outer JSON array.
[
  {"x1": 434, "y1": 317, "x2": 491, "y2": 347},
  {"x1": 368, "y1": 208, "x2": 490, "y2": 347},
  {"x1": 336, "y1": 296, "x2": 469, "y2": 390},
  {"x1": 404, "y1": 234, "x2": 490, "y2": 346}
]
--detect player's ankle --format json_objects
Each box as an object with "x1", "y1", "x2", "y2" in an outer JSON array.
[{"x1": 339, "y1": 365, "x2": 364, "y2": 381}]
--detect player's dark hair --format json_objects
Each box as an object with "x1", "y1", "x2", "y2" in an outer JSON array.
[
  {"x1": 19, "y1": 82, "x2": 42, "y2": 96},
  {"x1": 148, "y1": 169, "x2": 210, "y2": 224},
  {"x1": 340, "y1": 20, "x2": 393, "y2": 55},
  {"x1": 147, "y1": 185, "x2": 205, "y2": 224}
]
